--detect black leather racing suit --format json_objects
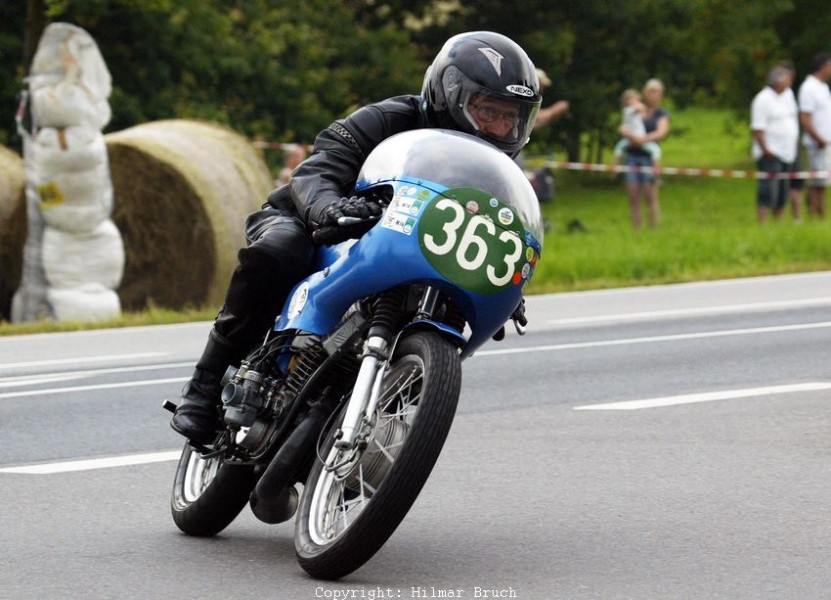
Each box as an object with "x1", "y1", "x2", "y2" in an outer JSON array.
[{"x1": 202, "y1": 95, "x2": 432, "y2": 371}]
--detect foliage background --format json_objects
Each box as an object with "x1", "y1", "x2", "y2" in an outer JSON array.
[{"x1": 2, "y1": 1, "x2": 831, "y2": 162}]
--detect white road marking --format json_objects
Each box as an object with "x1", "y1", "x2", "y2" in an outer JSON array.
[
  {"x1": 0, "y1": 362, "x2": 193, "y2": 388},
  {"x1": 0, "y1": 450, "x2": 182, "y2": 474},
  {"x1": 477, "y1": 320, "x2": 831, "y2": 356},
  {"x1": 8, "y1": 383, "x2": 829, "y2": 473},
  {"x1": 0, "y1": 377, "x2": 189, "y2": 400},
  {"x1": 547, "y1": 297, "x2": 831, "y2": 326},
  {"x1": 574, "y1": 382, "x2": 831, "y2": 410},
  {"x1": 0, "y1": 352, "x2": 168, "y2": 370},
  {"x1": 0, "y1": 372, "x2": 90, "y2": 388}
]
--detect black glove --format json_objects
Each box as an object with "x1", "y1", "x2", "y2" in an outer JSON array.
[{"x1": 311, "y1": 196, "x2": 384, "y2": 245}]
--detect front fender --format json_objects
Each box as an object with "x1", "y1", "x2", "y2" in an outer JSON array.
[{"x1": 402, "y1": 320, "x2": 467, "y2": 348}]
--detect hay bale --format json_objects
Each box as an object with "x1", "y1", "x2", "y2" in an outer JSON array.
[
  {"x1": 105, "y1": 120, "x2": 272, "y2": 310},
  {"x1": 0, "y1": 146, "x2": 26, "y2": 320}
]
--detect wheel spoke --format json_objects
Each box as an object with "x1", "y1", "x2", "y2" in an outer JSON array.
[
  {"x1": 182, "y1": 451, "x2": 221, "y2": 503},
  {"x1": 379, "y1": 366, "x2": 421, "y2": 412},
  {"x1": 372, "y1": 437, "x2": 404, "y2": 463},
  {"x1": 307, "y1": 353, "x2": 430, "y2": 546}
]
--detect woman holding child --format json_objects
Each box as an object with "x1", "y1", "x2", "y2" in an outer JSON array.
[{"x1": 617, "y1": 78, "x2": 670, "y2": 228}]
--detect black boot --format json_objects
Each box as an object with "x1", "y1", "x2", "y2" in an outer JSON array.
[{"x1": 170, "y1": 330, "x2": 247, "y2": 445}]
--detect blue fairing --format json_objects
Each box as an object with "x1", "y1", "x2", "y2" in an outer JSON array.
[{"x1": 273, "y1": 130, "x2": 543, "y2": 359}]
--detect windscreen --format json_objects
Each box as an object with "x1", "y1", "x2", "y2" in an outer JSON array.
[{"x1": 356, "y1": 129, "x2": 544, "y2": 243}]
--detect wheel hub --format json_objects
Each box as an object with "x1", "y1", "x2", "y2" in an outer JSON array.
[{"x1": 344, "y1": 415, "x2": 408, "y2": 494}]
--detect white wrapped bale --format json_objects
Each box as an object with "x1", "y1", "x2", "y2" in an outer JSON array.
[
  {"x1": 13, "y1": 22, "x2": 122, "y2": 323},
  {"x1": 37, "y1": 160, "x2": 113, "y2": 233},
  {"x1": 28, "y1": 127, "x2": 106, "y2": 174},
  {"x1": 28, "y1": 24, "x2": 112, "y2": 130},
  {"x1": 46, "y1": 283, "x2": 121, "y2": 322},
  {"x1": 42, "y1": 219, "x2": 124, "y2": 290},
  {"x1": 30, "y1": 85, "x2": 111, "y2": 131}
]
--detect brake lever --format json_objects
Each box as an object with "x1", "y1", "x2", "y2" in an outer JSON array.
[
  {"x1": 337, "y1": 215, "x2": 382, "y2": 226},
  {"x1": 512, "y1": 318, "x2": 526, "y2": 336}
]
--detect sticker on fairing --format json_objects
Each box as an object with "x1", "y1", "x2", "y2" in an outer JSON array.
[
  {"x1": 287, "y1": 282, "x2": 309, "y2": 318},
  {"x1": 418, "y1": 187, "x2": 537, "y2": 294},
  {"x1": 388, "y1": 195, "x2": 425, "y2": 216},
  {"x1": 382, "y1": 211, "x2": 416, "y2": 235},
  {"x1": 396, "y1": 185, "x2": 418, "y2": 197},
  {"x1": 382, "y1": 185, "x2": 435, "y2": 234}
]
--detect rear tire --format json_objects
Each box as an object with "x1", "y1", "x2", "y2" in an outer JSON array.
[
  {"x1": 170, "y1": 443, "x2": 259, "y2": 537},
  {"x1": 295, "y1": 331, "x2": 462, "y2": 579}
]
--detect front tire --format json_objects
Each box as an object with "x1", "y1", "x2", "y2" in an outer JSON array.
[
  {"x1": 170, "y1": 443, "x2": 259, "y2": 537},
  {"x1": 295, "y1": 331, "x2": 462, "y2": 579}
]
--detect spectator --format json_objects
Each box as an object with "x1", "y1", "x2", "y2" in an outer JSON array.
[
  {"x1": 779, "y1": 60, "x2": 805, "y2": 222},
  {"x1": 788, "y1": 147, "x2": 807, "y2": 222},
  {"x1": 533, "y1": 68, "x2": 569, "y2": 130},
  {"x1": 620, "y1": 78, "x2": 670, "y2": 229},
  {"x1": 614, "y1": 88, "x2": 661, "y2": 171},
  {"x1": 797, "y1": 52, "x2": 831, "y2": 219},
  {"x1": 276, "y1": 143, "x2": 306, "y2": 186},
  {"x1": 751, "y1": 65, "x2": 799, "y2": 224},
  {"x1": 515, "y1": 68, "x2": 566, "y2": 209}
]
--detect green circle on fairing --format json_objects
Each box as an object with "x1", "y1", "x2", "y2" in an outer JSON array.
[{"x1": 418, "y1": 187, "x2": 532, "y2": 295}]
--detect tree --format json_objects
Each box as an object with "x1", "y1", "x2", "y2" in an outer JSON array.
[
  {"x1": 409, "y1": 0, "x2": 699, "y2": 161},
  {"x1": 0, "y1": 0, "x2": 426, "y2": 146},
  {"x1": 776, "y1": 0, "x2": 831, "y2": 82},
  {"x1": 0, "y1": 0, "x2": 825, "y2": 160}
]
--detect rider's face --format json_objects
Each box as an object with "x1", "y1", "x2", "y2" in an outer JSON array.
[{"x1": 468, "y1": 96, "x2": 519, "y2": 139}]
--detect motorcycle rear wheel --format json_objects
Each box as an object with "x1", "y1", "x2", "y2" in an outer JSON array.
[
  {"x1": 295, "y1": 331, "x2": 462, "y2": 579},
  {"x1": 170, "y1": 443, "x2": 259, "y2": 537}
]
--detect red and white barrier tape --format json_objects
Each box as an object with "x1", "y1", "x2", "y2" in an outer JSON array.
[
  {"x1": 252, "y1": 141, "x2": 313, "y2": 152},
  {"x1": 544, "y1": 160, "x2": 827, "y2": 180},
  {"x1": 251, "y1": 141, "x2": 826, "y2": 180}
]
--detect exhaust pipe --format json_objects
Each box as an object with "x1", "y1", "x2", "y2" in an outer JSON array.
[{"x1": 250, "y1": 403, "x2": 329, "y2": 524}]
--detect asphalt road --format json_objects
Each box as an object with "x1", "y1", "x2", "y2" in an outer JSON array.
[{"x1": 1, "y1": 271, "x2": 830, "y2": 600}]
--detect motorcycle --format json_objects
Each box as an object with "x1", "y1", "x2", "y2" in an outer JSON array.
[{"x1": 163, "y1": 128, "x2": 544, "y2": 580}]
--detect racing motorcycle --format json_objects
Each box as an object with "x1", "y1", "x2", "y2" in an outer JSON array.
[{"x1": 163, "y1": 128, "x2": 544, "y2": 580}]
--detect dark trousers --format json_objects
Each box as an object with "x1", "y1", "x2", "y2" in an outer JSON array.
[
  {"x1": 212, "y1": 207, "x2": 315, "y2": 353},
  {"x1": 756, "y1": 156, "x2": 790, "y2": 211}
]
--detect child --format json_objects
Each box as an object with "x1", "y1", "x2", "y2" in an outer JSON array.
[{"x1": 614, "y1": 89, "x2": 661, "y2": 170}]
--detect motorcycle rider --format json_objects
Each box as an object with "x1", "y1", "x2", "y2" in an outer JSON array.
[{"x1": 171, "y1": 31, "x2": 543, "y2": 445}]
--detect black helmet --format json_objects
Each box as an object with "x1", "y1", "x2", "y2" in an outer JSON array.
[{"x1": 422, "y1": 31, "x2": 542, "y2": 157}]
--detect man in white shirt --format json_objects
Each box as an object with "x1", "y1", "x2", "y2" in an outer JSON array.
[
  {"x1": 751, "y1": 66, "x2": 799, "y2": 223},
  {"x1": 798, "y1": 52, "x2": 831, "y2": 219}
]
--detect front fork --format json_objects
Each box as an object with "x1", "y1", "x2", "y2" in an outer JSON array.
[
  {"x1": 334, "y1": 334, "x2": 389, "y2": 451},
  {"x1": 331, "y1": 285, "x2": 441, "y2": 453}
]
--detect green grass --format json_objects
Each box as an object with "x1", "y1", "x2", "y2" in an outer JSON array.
[
  {"x1": 661, "y1": 105, "x2": 751, "y2": 169},
  {"x1": 526, "y1": 106, "x2": 831, "y2": 293},
  {"x1": 3, "y1": 106, "x2": 828, "y2": 335},
  {"x1": 0, "y1": 306, "x2": 216, "y2": 336}
]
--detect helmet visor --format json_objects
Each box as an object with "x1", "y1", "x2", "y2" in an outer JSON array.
[{"x1": 442, "y1": 66, "x2": 540, "y2": 155}]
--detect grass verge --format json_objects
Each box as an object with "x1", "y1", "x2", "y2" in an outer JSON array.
[{"x1": 2, "y1": 107, "x2": 828, "y2": 334}]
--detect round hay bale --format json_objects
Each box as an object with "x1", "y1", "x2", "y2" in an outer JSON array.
[
  {"x1": 105, "y1": 120, "x2": 272, "y2": 310},
  {"x1": 0, "y1": 146, "x2": 26, "y2": 321}
]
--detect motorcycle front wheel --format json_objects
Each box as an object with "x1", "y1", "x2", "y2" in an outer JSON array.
[
  {"x1": 170, "y1": 443, "x2": 259, "y2": 537},
  {"x1": 295, "y1": 331, "x2": 462, "y2": 579}
]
